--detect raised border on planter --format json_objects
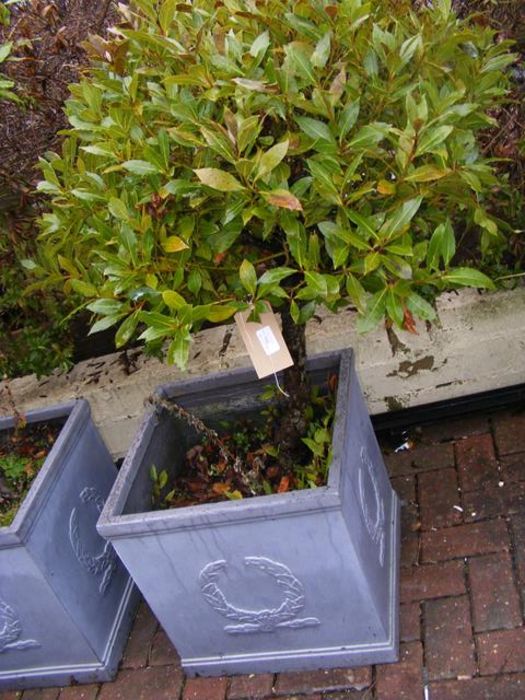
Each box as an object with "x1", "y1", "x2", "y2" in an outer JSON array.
[
  {"x1": 97, "y1": 350, "x2": 400, "y2": 676},
  {"x1": 1, "y1": 287, "x2": 524, "y2": 458},
  {"x1": 0, "y1": 400, "x2": 138, "y2": 690}
]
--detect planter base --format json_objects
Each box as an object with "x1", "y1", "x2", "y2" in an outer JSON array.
[
  {"x1": 0, "y1": 579, "x2": 138, "y2": 690},
  {"x1": 182, "y1": 490, "x2": 400, "y2": 676}
]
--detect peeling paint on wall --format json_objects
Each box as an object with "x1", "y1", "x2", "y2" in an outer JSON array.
[{"x1": 388, "y1": 355, "x2": 435, "y2": 379}]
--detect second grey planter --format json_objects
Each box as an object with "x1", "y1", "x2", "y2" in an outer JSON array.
[
  {"x1": 0, "y1": 400, "x2": 138, "y2": 690},
  {"x1": 98, "y1": 350, "x2": 400, "y2": 676}
]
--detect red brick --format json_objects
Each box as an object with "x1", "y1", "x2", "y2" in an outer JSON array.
[
  {"x1": 58, "y1": 688, "x2": 99, "y2": 700},
  {"x1": 376, "y1": 641, "x2": 423, "y2": 700},
  {"x1": 424, "y1": 596, "x2": 476, "y2": 680},
  {"x1": 477, "y1": 627, "x2": 525, "y2": 675},
  {"x1": 20, "y1": 691, "x2": 59, "y2": 700},
  {"x1": 390, "y1": 475, "x2": 416, "y2": 503},
  {"x1": 500, "y1": 453, "x2": 525, "y2": 483},
  {"x1": 494, "y1": 411, "x2": 525, "y2": 455},
  {"x1": 400, "y1": 503, "x2": 420, "y2": 569},
  {"x1": 274, "y1": 667, "x2": 371, "y2": 695},
  {"x1": 385, "y1": 443, "x2": 454, "y2": 476},
  {"x1": 400, "y1": 561, "x2": 465, "y2": 603},
  {"x1": 418, "y1": 468, "x2": 462, "y2": 531},
  {"x1": 183, "y1": 677, "x2": 228, "y2": 700},
  {"x1": 421, "y1": 520, "x2": 509, "y2": 562},
  {"x1": 511, "y1": 513, "x2": 525, "y2": 605},
  {"x1": 275, "y1": 696, "x2": 321, "y2": 700},
  {"x1": 98, "y1": 666, "x2": 184, "y2": 700},
  {"x1": 400, "y1": 602, "x2": 420, "y2": 642},
  {"x1": 227, "y1": 673, "x2": 273, "y2": 699},
  {"x1": 469, "y1": 552, "x2": 522, "y2": 632},
  {"x1": 455, "y1": 434, "x2": 498, "y2": 492},
  {"x1": 463, "y1": 481, "x2": 525, "y2": 522},
  {"x1": 430, "y1": 673, "x2": 525, "y2": 699},
  {"x1": 121, "y1": 601, "x2": 158, "y2": 669},
  {"x1": 0, "y1": 693, "x2": 20, "y2": 700},
  {"x1": 149, "y1": 627, "x2": 180, "y2": 667},
  {"x1": 419, "y1": 415, "x2": 490, "y2": 443},
  {"x1": 317, "y1": 694, "x2": 370, "y2": 699}
]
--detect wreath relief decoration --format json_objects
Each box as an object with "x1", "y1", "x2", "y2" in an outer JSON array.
[
  {"x1": 69, "y1": 487, "x2": 117, "y2": 595},
  {"x1": 199, "y1": 556, "x2": 320, "y2": 634},
  {"x1": 0, "y1": 599, "x2": 40, "y2": 653}
]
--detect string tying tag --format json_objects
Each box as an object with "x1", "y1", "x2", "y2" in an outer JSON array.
[{"x1": 272, "y1": 371, "x2": 290, "y2": 398}]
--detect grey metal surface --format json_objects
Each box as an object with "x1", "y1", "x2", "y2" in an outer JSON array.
[
  {"x1": 98, "y1": 350, "x2": 400, "y2": 675},
  {"x1": 0, "y1": 401, "x2": 138, "y2": 690}
]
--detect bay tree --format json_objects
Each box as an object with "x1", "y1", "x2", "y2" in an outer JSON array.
[{"x1": 34, "y1": 0, "x2": 515, "y2": 451}]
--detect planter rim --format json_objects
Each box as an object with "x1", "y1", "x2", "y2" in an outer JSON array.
[
  {"x1": 0, "y1": 399, "x2": 90, "y2": 547},
  {"x1": 98, "y1": 349, "x2": 352, "y2": 539}
]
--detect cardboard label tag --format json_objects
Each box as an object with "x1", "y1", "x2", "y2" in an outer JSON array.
[{"x1": 234, "y1": 304, "x2": 294, "y2": 379}]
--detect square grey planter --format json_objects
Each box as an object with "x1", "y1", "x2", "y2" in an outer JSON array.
[
  {"x1": 0, "y1": 400, "x2": 138, "y2": 690},
  {"x1": 98, "y1": 350, "x2": 400, "y2": 676}
]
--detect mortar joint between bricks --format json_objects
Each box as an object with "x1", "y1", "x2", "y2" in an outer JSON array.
[
  {"x1": 506, "y1": 515, "x2": 525, "y2": 625},
  {"x1": 464, "y1": 556, "x2": 481, "y2": 677}
]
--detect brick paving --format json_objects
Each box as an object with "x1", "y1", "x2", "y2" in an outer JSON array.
[{"x1": 2, "y1": 407, "x2": 524, "y2": 700}]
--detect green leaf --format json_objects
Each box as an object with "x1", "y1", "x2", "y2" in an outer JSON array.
[
  {"x1": 348, "y1": 122, "x2": 390, "y2": 149},
  {"x1": 87, "y1": 299, "x2": 124, "y2": 315},
  {"x1": 311, "y1": 32, "x2": 331, "y2": 69},
  {"x1": 108, "y1": 197, "x2": 129, "y2": 221},
  {"x1": 162, "y1": 290, "x2": 186, "y2": 309},
  {"x1": 382, "y1": 254, "x2": 413, "y2": 280},
  {"x1": 338, "y1": 100, "x2": 360, "y2": 141},
  {"x1": 239, "y1": 259, "x2": 257, "y2": 295},
  {"x1": 405, "y1": 165, "x2": 451, "y2": 183},
  {"x1": 205, "y1": 305, "x2": 237, "y2": 322},
  {"x1": 166, "y1": 330, "x2": 191, "y2": 369},
  {"x1": 258, "y1": 267, "x2": 296, "y2": 286},
  {"x1": 415, "y1": 126, "x2": 453, "y2": 156},
  {"x1": 346, "y1": 210, "x2": 378, "y2": 240},
  {"x1": 163, "y1": 236, "x2": 189, "y2": 253},
  {"x1": 304, "y1": 271, "x2": 328, "y2": 297},
  {"x1": 194, "y1": 168, "x2": 245, "y2": 192},
  {"x1": 296, "y1": 116, "x2": 336, "y2": 144},
  {"x1": 250, "y1": 30, "x2": 270, "y2": 57},
  {"x1": 115, "y1": 312, "x2": 139, "y2": 348},
  {"x1": 70, "y1": 279, "x2": 97, "y2": 297},
  {"x1": 256, "y1": 140, "x2": 289, "y2": 180},
  {"x1": 357, "y1": 288, "x2": 387, "y2": 333},
  {"x1": 442, "y1": 268, "x2": 495, "y2": 289},
  {"x1": 481, "y1": 53, "x2": 517, "y2": 74},
  {"x1": 88, "y1": 314, "x2": 124, "y2": 335},
  {"x1": 386, "y1": 289, "x2": 404, "y2": 327},
  {"x1": 159, "y1": 0, "x2": 177, "y2": 33},
  {"x1": 345, "y1": 273, "x2": 367, "y2": 313},
  {"x1": 406, "y1": 293, "x2": 436, "y2": 321},
  {"x1": 427, "y1": 221, "x2": 455, "y2": 269},
  {"x1": 0, "y1": 42, "x2": 12, "y2": 63},
  {"x1": 399, "y1": 34, "x2": 422, "y2": 67},
  {"x1": 122, "y1": 160, "x2": 161, "y2": 175},
  {"x1": 380, "y1": 197, "x2": 423, "y2": 238},
  {"x1": 285, "y1": 41, "x2": 316, "y2": 83},
  {"x1": 364, "y1": 251, "x2": 381, "y2": 275}
]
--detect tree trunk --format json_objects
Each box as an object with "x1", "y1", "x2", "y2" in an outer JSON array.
[{"x1": 273, "y1": 304, "x2": 311, "y2": 470}]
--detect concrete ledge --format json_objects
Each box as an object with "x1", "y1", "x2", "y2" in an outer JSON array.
[{"x1": 1, "y1": 287, "x2": 524, "y2": 458}]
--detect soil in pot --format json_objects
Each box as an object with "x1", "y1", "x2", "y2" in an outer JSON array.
[
  {"x1": 0, "y1": 418, "x2": 63, "y2": 527},
  {"x1": 149, "y1": 374, "x2": 339, "y2": 510}
]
